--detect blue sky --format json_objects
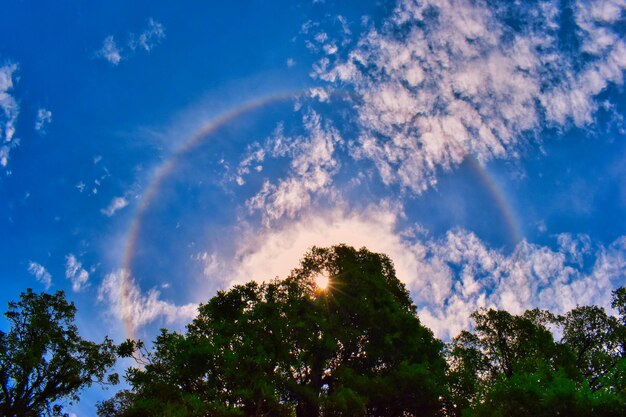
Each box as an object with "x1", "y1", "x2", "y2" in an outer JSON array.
[{"x1": 2, "y1": 0, "x2": 626, "y2": 414}]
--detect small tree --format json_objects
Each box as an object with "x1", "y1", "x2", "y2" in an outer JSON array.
[{"x1": 0, "y1": 289, "x2": 118, "y2": 417}]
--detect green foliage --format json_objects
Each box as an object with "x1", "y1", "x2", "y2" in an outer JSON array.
[
  {"x1": 4, "y1": 255, "x2": 625, "y2": 417},
  {"x1": 99, "y1": 245, "x2": 447, "y2": 417},
  {"x1": 0, "y1": 289, "x2": 118, "y2": 417},
  {"x1": 613, "y1": 288, "x2": 626, "y2": 321},
  {"x1": 448, "y1": 289, "x2": 626, "y2": 417},
  {"x1": 561, "y1": 305, "x2": 623, "y2": 389},
  {"x1": 446, "y1": 308, "x2": 562, "y2": 414},
  {"x1": 466, "y1": 369, "x2": 625, "y2": 417},
  {"x1": 95, "y1": 245, "x2": 626, "y2": 417}
]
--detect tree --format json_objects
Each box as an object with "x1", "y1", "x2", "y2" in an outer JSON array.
[
  {"x1": 0, "y1": 289, "x2": 118, "y2": 417},
  {"x1": 612, "y1": 287, "x2": 626, "y2": 355},
  {"x1": 448, "y1": 296, "x2": 626, "y2": 417},
  {"x1": 446, "y1": 308, "x2": 563, "y2": 415},
  {"x1": 290, "y1": 246, "x2": 446, "y2": 417},
  {"x1": 99, "y1": 245, "x2": 447, "y2": 417},
  {"x1": 560, "y1": 305, "x2": 622, "y2": 390}
]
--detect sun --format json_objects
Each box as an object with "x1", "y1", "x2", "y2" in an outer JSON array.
[{"x1": 314, "y1": 273, "x2": 329, "y2": 290}]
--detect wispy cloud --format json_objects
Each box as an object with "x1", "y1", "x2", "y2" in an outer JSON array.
[
  {"x1": 65, "y1": 254, "x2": 90, "y2": 292},
  {"x1": 195, "y1": 251, "x2": 223, "y2": 278},
  {"x1": 0, "y1": 63, "x2": 19, "y2": 169},
  {"x1": 414, "y1": 230, "x2": 626, "y2": 339},
  {"x1": 76, "y1": 163, "x2": 111, "y2": 196},
  {"x1": 97, "y1": 269, "x2": 197, "y2": 334},
  {"x1": 27, "y1": 261, "x2": 52, "y2": 289},
  {"x1": 34, "y1": 108, "x2": 52, "y2": 133},
  {"x1": 97, "y1": 36, "x2": 122, "y2": 65},
  {"x1": 97, "y1": 19, "x2": 166, "y2": 65},
  {"x1": 244, "y1": 111, "x2": 343, "y2": 224},
  {"x1": 128, "y1": 18, "x2": 165, "y2": 52},
  {"x1": 233, "y1": 0, "x2": 625, "y2": 231},
  {"x1": 101, "y1": 196, "x2": 128, "y2": 217},
  {"x1": 309, "y1": 0, "x2": 626, "y2": 193}
]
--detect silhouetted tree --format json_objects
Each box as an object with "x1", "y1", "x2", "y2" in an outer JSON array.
[{"x1": 0, "y1": 289, "x2": 118, "y2": 417}]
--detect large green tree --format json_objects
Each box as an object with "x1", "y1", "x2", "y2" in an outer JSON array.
[
  {"x1": 0, "y1": 289, "x2": 118, "y2": 417},
  {"x1": 99, "y1": 245, "x2": 447, "y2": 417}
]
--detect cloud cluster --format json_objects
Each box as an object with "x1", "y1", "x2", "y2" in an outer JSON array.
[
  {"x1": 413, "y1": 229, "x2": 626, "y2": 339},
  {"x1": 27, "y1": 261, "x2": 52, "y2": 289},
  {"x1": 308, "y1": 0, "x2": 626, "y2": 193},
  {"x1": 237, "y1": 0, "x2": 625, "y2": 230},
  {"x1": 128, "y1": 19, "x2": 166, "y2": 52},
  {"x1": 97, "y1": 19, "x2": 165, "y2": 65},
  {"x1": 99, "y1": 36, "x2": 122, "y2": 65},
  {"x1": 95, "y1": 0, "x2": 626, "y2": 338},
  {"x1": 104, "y1": 201, "x2": 625, "y2": 336},
  {"x1": 101, "y1": 196, "x2": 129, "y2": 217},
  {"x1": 98, "y1": 269, "x2": 197, "y2": 335},
  {"x1": 0, "y1": 63, "x2": 19, "y2": 169},
  {"x1": 65, "y1": 254, "x2": 90, "y2": 292},
  {"x1": 34, "y1": 108, "x2": 52, "y2": 133},
  {"x1": 197, "y1": 205, "x2": 626, "y2": 340},
  {"x1": 244, "y1": 111, "x2": 343, "y2": 224}
]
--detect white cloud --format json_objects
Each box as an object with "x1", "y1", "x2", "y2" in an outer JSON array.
[
  {"x1": 101, "y1": 196, "x2": 128, "y2": 217},
  {"x1": 201, "y1": 204, "x2": 626, "y2": 340},
  {"x1": 309, "y1": 87, "x2": 330, "y2": 102},
  {"x1": 245, "y1": 111, "x2": 343, "y2": 224},
  {"x1": 98, "y1": 269, "x2": 197, "y2": 334},
  {"x1": 97, "y1": 36, "x2": 122, "y2": 65},
  {"x1": 311, "y1": 0, "x2": 626, "y2": 193},
  {"x1": 65, "y1": 254, "x2": 90, "y2": 292},
  {"x1": 0, "y1": 63, "x2": 19, "y2": 168},
  {"x1": 234, "y1": 142, "x2": 266, "y2": 185},
  {"x1": 314, "y1": 32, "x2": 329, "y2": 44},
  {"x1": 28, "y1": 261, "x2": 52, "y2": 289},
  {"x1": 0, "y1": 63, "x2": 18, "y2": 142},
  {"x1": 34, "y1": 108, "x2": 52, "y2": 132},
  {"x1": 413, "y1": 231, "x2": 626, "y2": 339},
  {"x1": 195, "y1": 251, "x2": 223, "y2": 278},
  {"x1": 536, "y1": 220, "x2": 547, "y2": 233},
  {"x1": 205, "y1": 203, "x2": 412, "y2": 288},
  {"x1": 98, "y1": 19, "x2": 165, "y2": 65},
  {"x1": 234, "y1": 0, "x2": 625, "y2": 230},
  {"x1": 129, "y1": 18, "x2": 166, "y2": 52}
]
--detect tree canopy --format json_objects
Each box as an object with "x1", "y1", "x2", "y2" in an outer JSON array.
[
  {"x1": 3, "y1": 246, "x2": 624, "y2": 417},
  {"x1": 447, "y1": 291, "x2": 626, "y2": 417},
  {"x1": 0, "y1": 289, "x2": 118, "y2": 417},
  {"x1": 98, "y1": 245, "x2": 447, "y2": 417},
  {"x1": 99, "y1": 245, "x2": 626, "y2": 417},
  {"x1": 98, "y1": 246, "x2": 626, "y2": 416}
]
